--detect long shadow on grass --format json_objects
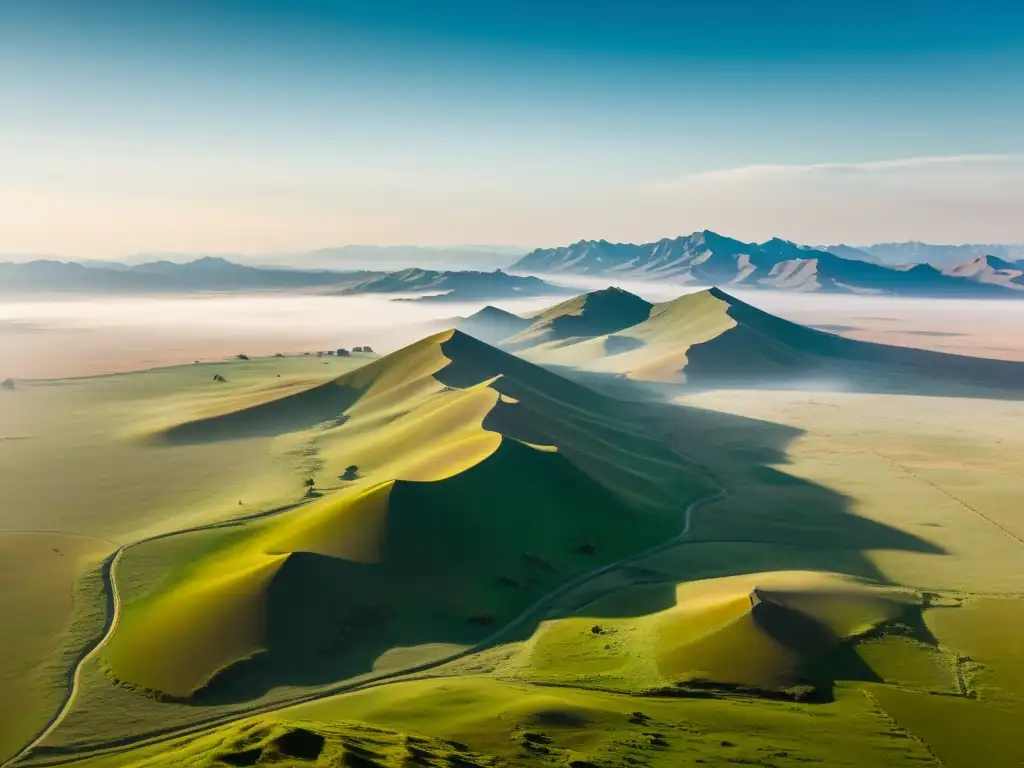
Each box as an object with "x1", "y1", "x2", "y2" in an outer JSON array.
[{"x1": 155, "y1": 382, "x2": 359, "y2": 444}]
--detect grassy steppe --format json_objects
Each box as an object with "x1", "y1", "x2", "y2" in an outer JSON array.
[
  {"x1": 19, "y1": 330, "x2": 713, "y2": 759},
  {"x1": 0, "y1": 353, "x2": 369, "y2": 763},
  {"x1": 5, "y1": 289, "x2": 1024, "y2": 767}
]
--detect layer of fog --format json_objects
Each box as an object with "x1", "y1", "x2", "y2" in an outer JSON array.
[
  {"x1": 0, "y1": 292, "x2": 559, "y2": 378},
  {"x1": 3, "y1": 280, "x2": 1024, "y2": 379}
]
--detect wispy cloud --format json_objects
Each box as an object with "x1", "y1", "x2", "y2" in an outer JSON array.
[
  {"x1": 642, "y1": 153, "x2": 1024, "y2": 244},
  {"x1": 661, "y1": 153, "x2": 1024, "y2": 189}
]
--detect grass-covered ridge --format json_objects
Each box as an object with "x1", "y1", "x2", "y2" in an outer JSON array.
[{"x1": 98, "y1": 329, "x2": 712, "y2": 707}]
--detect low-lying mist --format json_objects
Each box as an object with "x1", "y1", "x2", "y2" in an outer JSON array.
[
  {"x1": 0, "y1": 292, "x2": 559, "y2": 378},
  {"x1": 3, "y1": 279, "x2": 1024, "y2": 379}
]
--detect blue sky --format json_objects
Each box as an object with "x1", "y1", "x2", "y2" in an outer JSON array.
[{"x1": 2, "y1": 0, "x2": 1023, "y2": 256}]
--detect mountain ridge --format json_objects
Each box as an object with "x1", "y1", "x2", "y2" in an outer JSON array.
[{"x1": 510, "y1": 232, "x2": 1024, "y2": 298}]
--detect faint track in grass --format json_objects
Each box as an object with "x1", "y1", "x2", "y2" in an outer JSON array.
[
  {"x1": 865, "y1": 446, "x2": 1024, "y2": 547},
  {"x1": 11, "y1": 482, "x2": 726, "y2": 767},
  {"x1": 2, "y1": 496, "x2": 320, "y2": 768}
]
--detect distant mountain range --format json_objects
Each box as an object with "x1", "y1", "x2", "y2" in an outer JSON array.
[
  {"x1": 822, "y1": 242, "x2": 1024, "y2": 269},
  {"x1": 511, "y1": 231, "x2": 1024, "y2": 298},
  {"x1": 0, "y1": 257, "x2": 373, "y2": 294},
  {"x1": 338, "y1": 267, "x2": 572, "y2": 302},
  {"x1": 5, "y1": 236, "x2": 1024, "y2": 300},
  {"x1": 0, "y1": 257, "x2": 569, "y2": 300}
]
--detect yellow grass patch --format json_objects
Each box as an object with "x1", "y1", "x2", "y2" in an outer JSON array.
[{"x1": 0, "y1": 533, "x2": 110, "y2": 760}]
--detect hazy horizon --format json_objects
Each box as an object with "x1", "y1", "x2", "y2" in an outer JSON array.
[{"x1": 4, "y1": 234, "x2": 1024, "y2": 267}]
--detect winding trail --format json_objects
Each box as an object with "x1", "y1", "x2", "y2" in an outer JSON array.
[
  {"x1": 2, "y1": 497, "x2": 318, "y2": 768},
  {"x1": 9, "y1": 484, "x2": 725, "y2": 767}
]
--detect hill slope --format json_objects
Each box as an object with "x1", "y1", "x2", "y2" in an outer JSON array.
[
  {"x1": 502, "y1": 287, "x2": 654, "y2": 349},
  {"x1": 102, "y1": 330, "x2": 711, "y2": 701},
  {"x1": 944, "y1": 255, "x2": 1024, "y2": 290},
  {"x1": 455, "y1": 305, "x2": 534, "y2": 343},
  {"x1": 504, "y1": 570, "x2": 924, "y2": 697},
  {"x1": 338, "y1": 267, "x2": 569, "y2": 301},
  {"x1": 485, "y1": 287, "x2": 1024, "y2": 391}
]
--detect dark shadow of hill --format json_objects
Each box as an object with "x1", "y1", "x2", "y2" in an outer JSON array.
[
  {"x1": 694, "y1": 290, "x2": 1024, "y2": 399},
  {"x1": 603, "y1": 335, "x2": 646, "y2": 355},
  {"x1": 155, "y1": 382, "x2": 362, "y2": 444},
  {"x1": 543, "y1": 369, "x2": 944, "y2": 584},
  {"x1": 548, "y1": 289, "x2": 652, "y2": 340}
]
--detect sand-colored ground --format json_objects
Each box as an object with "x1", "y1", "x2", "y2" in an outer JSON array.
[
  {"x1": 674, "y1": 388, "x2": 1024, "y2": 593},
  {"x1": 0, "y1": 533, "x2": 110, "y2": 761}
]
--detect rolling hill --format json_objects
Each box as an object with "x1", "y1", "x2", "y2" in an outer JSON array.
[
  {"x1": 504, "y1": 570, "x2": 928, "y2": 699},
  {"x1": 336, "y1": 267, "x2": 570, "y2": 301},
  {"x1": 501, "y1": 287, "x2": 654, "y2": 349},
  {"x1": 101, "y1": 329, "x2": 712, "y2": 703},
  {"x1": 454, "y1": 305, "x2": 533, "y2": 343},
  {"x1": 460, "y1": 286, "x2": 1024, "y2": 391},
  {"x1": 511, "y1": 231, "x2": 1024, "y2": 298}
]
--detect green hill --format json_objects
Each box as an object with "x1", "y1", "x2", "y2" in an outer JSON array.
[
  {"x1": 503, "y1": 287, "x2": 654, "y2": 349},
  {"x1": 102, "y1": 330, "x2": 711, "y2": 702},
  {"x1": 504, "y1": 287, "x2": 1024, "y2": 391}
]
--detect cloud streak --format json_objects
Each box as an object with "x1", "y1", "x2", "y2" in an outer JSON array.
[{"x1": 661, "y1": 153, "x2": 1024, "y2": 188}]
